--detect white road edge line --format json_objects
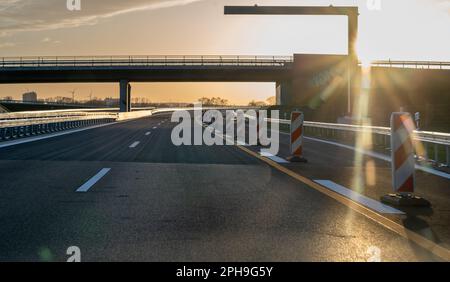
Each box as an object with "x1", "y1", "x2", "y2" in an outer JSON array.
[
  {"x1": 145, "y1": 132, "x2": 151, "y2": 136},
  {"x1": 76, "y1": 168, "x2": 111, "y2": 193},
  {"x1": 129, "y1": 141, "x2": 140, "y2": 148},
  {"x1": 314, "y1": 180, "x2": 405, "y2": 215},
  {"x1": 260, "y1": 151, "x2": 290, "y2": 164}
]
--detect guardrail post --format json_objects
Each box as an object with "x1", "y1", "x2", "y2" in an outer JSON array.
[{"x1": 5, "y1": 127, "x2": 10, "y2": 139}]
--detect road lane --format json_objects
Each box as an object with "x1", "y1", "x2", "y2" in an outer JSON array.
[{"x1": 0, "y1": 113, "x2": 445, "y2": 261}]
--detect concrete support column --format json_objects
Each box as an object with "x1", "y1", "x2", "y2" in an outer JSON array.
[
  {"x1": 120, "y1": 80, "x2": 131, "y2": 112},
  {"x1": 127, "y1": 83, "x2": 132, "y2": 112},
  {"x1": 276, "y1": 81, "x2": 293, "y2": 106}
]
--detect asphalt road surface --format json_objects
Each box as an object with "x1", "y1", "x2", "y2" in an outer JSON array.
[{"x1": 0, "y1": 113, "x2": 446, "y2": 261}]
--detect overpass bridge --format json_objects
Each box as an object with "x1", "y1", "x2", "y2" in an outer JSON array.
[
  {"x1": 0, "y1": 55, "x2": 293, "y2": 83},
  {"x1": 0, "y1": 55, "x2": 296, "y2": 112},
  {"x1": 1, "y1": 55, "x2": 450, "y2": 118}
]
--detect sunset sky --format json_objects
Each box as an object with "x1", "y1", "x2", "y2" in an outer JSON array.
[{"x1": 0, "y1": 0, "x2": 449, "y2": 104}]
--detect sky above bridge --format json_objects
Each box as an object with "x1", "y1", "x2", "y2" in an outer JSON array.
[{"x1": 0, "y1": 0, "x2": 449, "y2": 104}]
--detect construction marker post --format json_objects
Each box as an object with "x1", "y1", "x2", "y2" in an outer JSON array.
[
  {"x1": 381, "y1": 112, "x2": 430, "y2": 207},
  {"x1": 287, "y1": 111, "x2": 308, "y2": 163}
]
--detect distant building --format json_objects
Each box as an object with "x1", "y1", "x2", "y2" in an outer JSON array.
[{"x1": 22, "y1": 91, "x2": 38, "y2": 102}]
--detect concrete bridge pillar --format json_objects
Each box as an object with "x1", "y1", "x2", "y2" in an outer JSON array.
[
  {"x1": 127, "y1": 83, "x2": 132, "y2": 112},
  {"x1": 276, "y1": 81, "x2": 293, "y2": 106},
  {"x1": 120, "y1": 80, "x2": 131, "y2": 112}
]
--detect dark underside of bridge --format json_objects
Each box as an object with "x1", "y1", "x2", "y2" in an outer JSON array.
[{"x1": 0, "y1": 66, "x2": 292, "y2": 84}]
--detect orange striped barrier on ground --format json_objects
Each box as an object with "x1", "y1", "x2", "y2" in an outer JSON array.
[
  {"x1": 287, "y1": 111, "x2": 308, "y2": 163},
  {"x1": 381, "y1": 112, "x2": 430, "y2": 207}
]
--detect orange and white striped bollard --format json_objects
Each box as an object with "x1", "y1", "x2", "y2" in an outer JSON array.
[
  {"x1": 287, "y1": 111, "x2": 308, "y2": 163},
  {"x1": 381, "y1": 112, "x2": 430, "y2": 207}
]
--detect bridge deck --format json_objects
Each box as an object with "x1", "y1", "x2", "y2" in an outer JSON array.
[
  {"x1": 1, "y1": 55, "x2": 448, "y2": 70},
  {"x1": 0, "y1": 55, "x2": 448, "y2": 84}
]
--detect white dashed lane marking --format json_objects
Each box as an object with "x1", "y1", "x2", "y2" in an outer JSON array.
[
  {"x1": 129, "y1": 141, "x2": 140, "y2": 148},
  {"x1": 76, "y1": 168, "x2": 111, "y2": 193}
]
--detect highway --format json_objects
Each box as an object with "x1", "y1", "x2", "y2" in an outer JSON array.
[{"x1": 0, "y1": 112, "x2": 447, "y2": 261}]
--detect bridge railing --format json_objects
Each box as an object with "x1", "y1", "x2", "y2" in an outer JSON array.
[
  {"x1": 2, "y1": 56, "x2": 449, "y2": 69},
  {"x1": 0, "y1": 55, "x2": 294, "y2": 68},
  {"x1": 370, "y1": 60, "x2": 450, "y2": 70}
]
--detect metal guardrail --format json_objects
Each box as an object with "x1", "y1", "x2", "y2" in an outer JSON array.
[
  {"x1": 0, "y1": 116, "x2": 116, "y2": 141},
  {"x1": 0, "y1": 55, "x2": 293, "y2": 68},
  {"x1": 0, "y1": 109, "x2": 119, "y2": 141},
  {"x1": 269, "y1": 118, "x2": 450, "y2": 145},
  {"x1": 0, "y1": 114, "x2": 116, "y2": 127},
  {"x1": 269, "y1": 118, "x2": 450, "y2": 166},
  {"x1": 0, "y1": 99, "x2": 104, "y2": 108},
  {"x1": 0, "y1": 110, "x2": 116, "y2": 121}
]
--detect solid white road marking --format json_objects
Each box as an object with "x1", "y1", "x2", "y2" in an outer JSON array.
[
  {"x1": 129, "y1": 141, "x2": 140, "y2": 148},
  {"x1": 314, "y1": 180, "x2": 405, "y2": 214},
  {"x1": 260, "y1": 151, "x2": 289, "y2": 164},
  {"x1": 76, "y1": 168, "x2": 111, "y2": 193},
  {"x1": 145, "y1": 132, "x2": 151, "y2": 136},
  {"x1": 153, "y1": 126, "x2": 157, "y2": 129}
]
